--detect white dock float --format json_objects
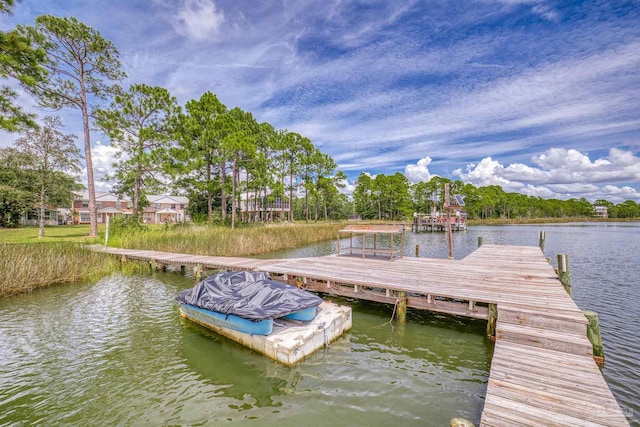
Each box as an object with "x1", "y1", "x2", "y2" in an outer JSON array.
[{"x1": 180, "y1": 302, "x2": 352, "y2": 366}]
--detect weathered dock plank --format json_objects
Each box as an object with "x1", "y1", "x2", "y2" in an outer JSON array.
[{"x1": 89, "y1": 244, "x2": 630, "y2": 426}]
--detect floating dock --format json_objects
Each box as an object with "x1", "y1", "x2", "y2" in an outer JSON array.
[
  {"x1": 180, "y1": 301, "x2": 352, "y2": 366},
  {"x1": 92, "y1": 244, "x2": 630, "y2": 426}
]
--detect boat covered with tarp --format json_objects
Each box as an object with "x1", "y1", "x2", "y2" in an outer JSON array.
[{"x1": 176, "y1": 270, "x2": 323, "y2": 335}]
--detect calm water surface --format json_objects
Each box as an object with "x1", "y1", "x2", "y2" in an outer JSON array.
[{"x1": 0, "y1": 223, "x2": 637, "y2": 426}]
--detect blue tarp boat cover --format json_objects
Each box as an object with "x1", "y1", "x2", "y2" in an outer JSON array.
[{"x1": 176, "y1": 271, "x2": 323, "y2": 321}]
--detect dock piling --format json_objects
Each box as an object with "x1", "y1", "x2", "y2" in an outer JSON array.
[
  {"x1": 487, "y1": 303, "x2": 497, "y2": 341},
  {"x1": 583, "y1": 310, "x2": 605, "y2": 367},
  {"x1": 193, "y1": 264, "x2": 203, "y2": 282},
  {"x1": 396, "y1": 291, "x2": 407, "y2": 324},
  {"x1": 478, "y1": 236, "x2": 483, "y2": 247},
  {"x1": 557, "y1": 254, "x2": 572, "y2": 297},
  {"x1": 538, "y1": 230, "x2": 546, "y2": 252}
]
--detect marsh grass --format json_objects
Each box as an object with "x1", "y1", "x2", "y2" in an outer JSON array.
[
  {"x1": 0, "y1": 243, "x2": 150, "y2": 297},
  {"x1": 107, "y1": 222, "x2": 346, "y2": 256}
]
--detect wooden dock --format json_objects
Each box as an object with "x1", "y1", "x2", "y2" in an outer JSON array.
[{"x1": 91, "y1": 244, "x2": 630, "y2": 426}]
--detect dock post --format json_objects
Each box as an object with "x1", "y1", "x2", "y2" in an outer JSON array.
[
  {"x1": 538, "y1": 230, "x2": 546, "y2": 252},
  {"x1": 478, "y1": 236, "x2": 483, "y2": 247},
  {"x1": 396, "y1": 291, "x2": 407, "y2": 324},
  {"x1": 583, "y1": 310, "x2": 605, "y2": 368},
  {"x1": 557, "y1": 254, "x2": 572, "y2": 297},
  {"x1": 487, "y1": 303, "x2": 497, "y2": 341},
  {"x1": 415, "y1": 244, "x2": 419, "y2": 257},
  {"x1": 193, "y1": 264, "x2": 203, "y2": 282}
]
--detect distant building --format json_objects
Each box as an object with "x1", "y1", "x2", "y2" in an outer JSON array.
[
  {"x1": 72, "y1": 192, "x2": 189, "y2": 224},
  {"x1": 239, "y1": 193, "x2": 291, "y2": 222},
  {"x1": 594, "y1": 206, "x2": 608, "y2": 219}
]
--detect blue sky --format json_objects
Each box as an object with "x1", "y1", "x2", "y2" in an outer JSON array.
[{"x1": 1, "y1": 0, "x2": 639, "y2": 202}]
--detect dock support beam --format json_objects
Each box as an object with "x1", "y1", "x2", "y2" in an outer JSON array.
[
  {"x1": 487, "y1": 303, "x2": 497, "y2": 341},
  {"x1": 583, "y1": 310, "x2": 605, "y2": 368},
  {"x1": 396, "y1": 291, "x2": 407, "y2": 324},
  {"x1": 478, "y1": 236, "x2": 483, "y2": 247},
  {"x1": 557, "y1": 254, "x2": 572, "y2": 297}
]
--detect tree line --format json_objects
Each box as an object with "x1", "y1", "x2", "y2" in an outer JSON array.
[{"x1": 352, "y1": 173, "x2": 639, "y2": 220}]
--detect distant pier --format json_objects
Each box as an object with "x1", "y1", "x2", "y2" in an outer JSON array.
[{"x1": 412, "y1": 212, "x2": 467, "y2": 232}]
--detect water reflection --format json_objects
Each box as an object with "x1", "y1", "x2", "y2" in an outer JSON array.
[{"x1": 179, "y1": 320, "x2": 295, "y2": 409}]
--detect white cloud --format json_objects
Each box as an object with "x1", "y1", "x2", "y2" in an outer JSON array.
[
  {"x1": 456, "y1": 157, "x2": 514, "y2": 188},
  {"x1": 404, "y1": 156, "x2": 435, "y2": 183},
  {"x1": 84, "y1": 141, "x2": 118, "y2": 192},
  {"x1": 336, "y1": 177, "x2": 355, "y2": 197},
  {"x1": 173, "y1": 0, "x2": 225, "y2": 41},
  {"x1": 531, "y1": 4, "x2": 559, "y2": 21},
  {"x1": 455, "y1": 148, "x2": 640, "y2": 202}
]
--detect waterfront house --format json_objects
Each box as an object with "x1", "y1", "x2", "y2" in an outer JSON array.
[
  {"x1": 594, "y1": 205, "x2": 608, "y2": 219},
  {"x1": 72, "y1": 192, "x2": 189, "y2": 224},
  {"x1": 239, "y1": 193, "x2": 291, "y2": 222}
]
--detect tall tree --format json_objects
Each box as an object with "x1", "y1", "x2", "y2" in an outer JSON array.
[
  {"x1": 95, "y1": 84, "x2": 179, "y2": 215},
  {"x1": 14, "y1": 116, "x2": 81, "y2": 236},
  {"x1": 19, "y1": 16, "x2": 125, "y2": 237},
  {"x1": 219, "y1": 107, "x2": 259, "y2": 229},
  {"x1": 277, "y1": 131, "x2": 304, "y2": 222},
  {"x1": 0, "y1": 1, "x2": 47, "y2": 131},
  {"x1": 170, "y1": 91, "x2": 227, "y2": 221},
  {"x1": 251, "y1": 122, "x2": 278, "y2": 222},
  {"x1": 316, "y1": 169, "x2": 346, "y2": 221},
  {"x1": 353, "y1": 172, "x2": 376, "y2": 219},
  {"x1": 297, "y1": 138, "x2": 317, "y2": 222}
]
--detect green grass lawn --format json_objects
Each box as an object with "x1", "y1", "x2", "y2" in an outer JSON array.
[{"x1": 0, "y1": 225, "x2": 104, "y2": 243}]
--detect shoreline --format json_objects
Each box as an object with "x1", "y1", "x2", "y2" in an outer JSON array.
[{"x1": 466, "y1": 217, "x2": 639, "y2": 226}]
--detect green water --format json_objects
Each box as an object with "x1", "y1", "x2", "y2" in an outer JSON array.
[{"x1": 0, "y1": 272, "x2": 491, "y2": 426}]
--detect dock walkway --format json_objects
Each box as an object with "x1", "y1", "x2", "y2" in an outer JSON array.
[{"x1": 91, "y1": 244, "x2": 630, "y2": 426}]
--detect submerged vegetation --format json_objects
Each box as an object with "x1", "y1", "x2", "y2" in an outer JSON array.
[{"x1": 0, "y1": 242, "x2": 151, "y2": 297}]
